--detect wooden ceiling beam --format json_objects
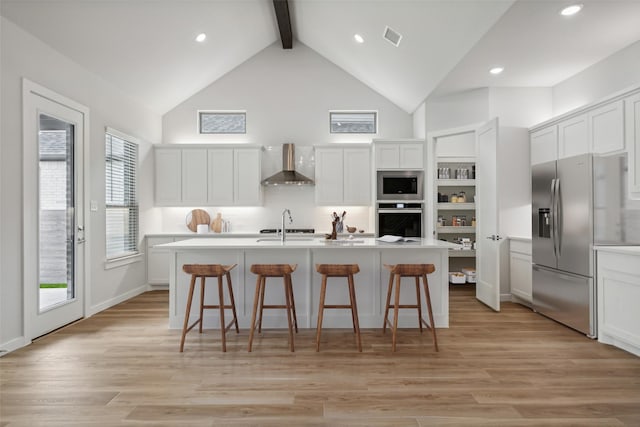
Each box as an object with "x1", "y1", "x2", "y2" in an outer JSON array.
[{"x1": 273, "y1": 0, "x2": 293, "y2": 49}]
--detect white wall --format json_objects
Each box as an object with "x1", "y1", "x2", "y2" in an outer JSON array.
[
  {"x1": 425, "y1": 88, "x2": 489, "y2": 132},
  {"x1": 0, "y1": 17, "x2": 162, "y2": 351},
  {"x1": 553, "y1": 40, "x2": 640, "y2": 116},
  {"x1": 489, "y1": 87, "x2": 552, "y2": 128},
  {"x1": 412, "y1": 101, "x2": 426, "y2": 139},
  {"x1": 160, "y1": 42, "x2": 413, "y2": 233}
]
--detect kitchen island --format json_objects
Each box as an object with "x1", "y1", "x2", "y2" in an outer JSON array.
[{"x1": 155, "y1": 237, "x2": 458, "y2": 330}]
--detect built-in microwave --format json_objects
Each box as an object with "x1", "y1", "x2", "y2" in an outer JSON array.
[{"x1": 377, "y1": 170, "x2": 424, "y2": 200}]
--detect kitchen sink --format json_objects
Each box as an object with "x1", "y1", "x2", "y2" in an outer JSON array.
[{"x1": 255, "y1": 237, "x2": 314, "y2": 242}]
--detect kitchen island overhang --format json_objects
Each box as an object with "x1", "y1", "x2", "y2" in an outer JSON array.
[{"x1": 155, "y1": 237, "x2": 459, "y2": 330}]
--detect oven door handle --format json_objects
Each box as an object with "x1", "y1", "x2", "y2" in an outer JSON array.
[{"x1": 377, "y1": 209, "x2": 423, "y2": 214}]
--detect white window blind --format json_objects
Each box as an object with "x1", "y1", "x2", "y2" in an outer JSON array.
[
  {"x1": 105, "y1": 130, "x2": 138, "y2": 259},
  {"x1": 330, "y1": 111, "x2": 377, "y2": 134}
]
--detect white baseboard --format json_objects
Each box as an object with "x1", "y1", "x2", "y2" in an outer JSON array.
[
  {"x1": 500, "y1": 293, "x2": 512, "y2": 302},
  {"x1": 148, "y1": 283, "x2": 169, "y2": 291},
  {"x1": 88, "y1": 283, "x2": 148, "y2": 316},
  {"x1": 0, "y1": 336, "x2": 29, "y2": 356}
]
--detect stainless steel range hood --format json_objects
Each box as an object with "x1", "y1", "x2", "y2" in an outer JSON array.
[{"x1": 262, "y1": 143, "x2": 314, "y2": 186}]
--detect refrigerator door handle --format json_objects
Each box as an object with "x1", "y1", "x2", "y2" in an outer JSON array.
[
  {"x1": 554, "y1": 178, "x2": 561, "y2": 257},
  {"x1": 550, "y1": 178, "x2": 557, "y2": 258}
]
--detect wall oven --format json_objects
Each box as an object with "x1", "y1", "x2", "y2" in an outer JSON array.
[
  {"x1": 377, "y1": 170, "x2": 424, "y2": 200},
  {"x1": 377, "y1": 203, "x2": 423, "y2": 237}
]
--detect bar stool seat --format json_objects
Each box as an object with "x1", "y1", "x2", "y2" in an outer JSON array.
[
  {"x1": 180, "y1": 264, "x2": 239, "y2": 352},
  {"x1": 315, "y1": 264, "x2": 362, "y2": 352},
  {"x1": 383, "y1": 263, "x2": 438, "y2": 352},
  {"x1": 248, "y1": 264, "x2": 298, "y2": 352}
]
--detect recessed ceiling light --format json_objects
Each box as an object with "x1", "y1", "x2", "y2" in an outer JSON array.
[
  {"x1": 489, "y1": 67, "x2": 504, "y2": 75},
  {"x1": 560, "y1": 4, "x2": 583, "y2": 16},
  {"x1": 354, "y1": 34, "x2": 364, "y2": 44},
  {"x1": 195, "y1": 33, "x2": 207, "y2": 43}
]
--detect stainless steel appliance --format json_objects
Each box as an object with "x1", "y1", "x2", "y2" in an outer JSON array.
[
  {"x1": 377, "y1": 202, "x2": 423, "y2": 237},
  {"x1": 261, "y1": 143, "x2": 314, "y2": 186},
  {"x1": 377, "y1": 170, "x2": 424, "y2": 200},
  {"x1": 532, "y1": 152, "x2": 639, "y2": 337}
]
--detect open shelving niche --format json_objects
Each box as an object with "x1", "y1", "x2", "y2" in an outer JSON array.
[{"x1": 435, "y1": 156, "x2": 477, "y2": 283}]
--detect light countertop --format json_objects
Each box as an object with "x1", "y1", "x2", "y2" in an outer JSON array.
[
  {"x1": 146, "y1": 232, "x2": 375, "y2": 238},
  {"x1": 155, "y1": 237, "x2": 460, "y2": 250},
  {"x1": 593, "y1": 245, "x2": 640, "y2": 255},
  {"x1": 509, "y1": 236, "x2": 532, "y2": 242}
]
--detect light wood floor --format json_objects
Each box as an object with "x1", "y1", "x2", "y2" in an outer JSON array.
[{"x1": 2, "y1": 285, "x2": 639, "y2": 426}]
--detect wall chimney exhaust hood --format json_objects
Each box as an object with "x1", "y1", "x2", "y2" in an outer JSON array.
[{"x1": 261, "y1": 143, "x2": 314, "y2": 186}]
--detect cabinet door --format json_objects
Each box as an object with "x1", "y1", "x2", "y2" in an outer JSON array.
[
  {"x1": 558, "y1": 114, "x2": 588, "y2": 159},
  {"x1": 343, "y1": 148, "x2": 371, "y2": 205},
  {"x1": 590, "y1": 100, "x2": 624, "y2": 154},
  {"x1": 207, "y1": 149, "x2": 234, "y2": 205},
  {"x1": 315, "y1": 147, "x2": 344, "y2": 205},
  {"x1": 510, "y1": 244, "x2": 532, "y2": 303},
  {"x1": 375, "y1": 144, "x2": 399, "y2": 169},
  {"x1": 234, "y1": 149, "x2": 262, "y2": 206},
  {"x1": 181, "y1": 148, "x2": 208, "y2": 204},
  {"x1": 147, "y1": 237, "x2": 174, "y2": 284},
  {"x1": 155, "y1": 148, "x2": 182, "y2": 205},
  {"x1": 399, "y1": 144, "x2": 423, "y2": 169},
  {"x1": 625, "y1": 93, "x2": 640, "y2": 199},
  {"x1": 530, "y1": 126, "x2": 557, "y2": 165}
]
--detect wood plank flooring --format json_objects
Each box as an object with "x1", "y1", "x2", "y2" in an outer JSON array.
[{"x1": 1, "y1": 285, "x2": 639, "y2": 426}]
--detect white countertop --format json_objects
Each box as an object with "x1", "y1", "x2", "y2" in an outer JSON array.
[
  {"x1": 146, "y1": 232, "x2": 375, "y2": 238},
  {"x1": 593, "y1": 245, "x2": 640, "y2": 255},
  {"x1": 509, "y1": 236, "x2": 532, "y2": 242},
  {"x1": 155, "y1": 237, "x2": 460, "y2": 250}
]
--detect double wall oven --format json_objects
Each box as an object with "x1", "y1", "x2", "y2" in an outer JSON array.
[{"x1": 376, "y1": 170, "x2": 424, "y2": 237}]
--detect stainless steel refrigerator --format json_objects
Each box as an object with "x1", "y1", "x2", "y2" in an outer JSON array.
[{"x1": 532, "y1": 152, "x2": 639, "y2": 337}]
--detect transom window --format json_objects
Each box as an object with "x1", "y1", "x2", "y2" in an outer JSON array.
[
  {"x1": 330, "y1": 111, "x2": 377, "y2": 134},
  {"x1": 199, "y1": 111, "x2": 246, "y2": 134}
]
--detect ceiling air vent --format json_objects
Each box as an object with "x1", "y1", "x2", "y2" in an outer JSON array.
[{"x1": 383, "y1": 26, "x2": 402, "y2": 47}]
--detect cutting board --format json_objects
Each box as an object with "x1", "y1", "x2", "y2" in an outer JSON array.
[{"x1": 186, "y1": 209, "x2": 211, "y2": 232}]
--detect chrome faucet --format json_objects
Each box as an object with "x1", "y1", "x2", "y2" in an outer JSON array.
[{"x1": 280, "y1": 208, "x2": 293, "y2": 242}]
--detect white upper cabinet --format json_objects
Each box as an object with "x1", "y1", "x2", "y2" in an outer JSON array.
[
  {"x1": 530, "y1": 126, "x2": 558, "y2": 165},
  {"x1": 154, "y1": 145, "x2": 262, "y2": 206},
  {"x1": 558, "y1": 113, "x2": 588, "y2": 159},
  {"x1": 626, "y1": 92, "x2": 640, "y2": 199},
  {"x1": 207, "y1": 149, "x2": 234, "y2": 204},
  {"x1": 155, "y1": 148, "x2": 182, "y2": 205},
  {"x1": 590, "y1": 100, "x2": 625, "y2": 154},
  {"x1": 375, "y1": 141, "x2": 424, "y2": 169},
  {"x1": 315, "y1": 146, "x2": 370, "y2": 205},
  {"x1": 343, "y1": 148, "x2": 371, "y2": 205},
  {"x1": 234, "y1": 148, "x2": 262, "y2": 206},
  {"x1": 181, "y1": 148, "x2": 208, "y2": 204}
]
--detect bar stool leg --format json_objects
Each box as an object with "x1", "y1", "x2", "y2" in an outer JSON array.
[
  {"x1": 347, "y1": 273, "x2": 362, "y2": 352},
  {"x1": 217, "y1": 275, "x2": 227, "y2": 352},
  {"x1": 248, "y1": 275, "x2": 263, "y2": 352},
  {"x1": 315, "y1": 274, "x2": 328, "y2": 352},
  {"x1": 198, "y1": 276, "x2": 206, "y2": 333},
  {"x1": 382, "y1": 272, "x2": 394, "y2": 333},
  {"x1": 421, "y1": 274, "x2": 439, "y2": 351},
  {"x1": 283, "y1": 274, "x2": 295, "y2": 352},
  {"x1": 392, "y1": 273, "x2": 402, "y2": 352},
  {"x1": 180, "y1": 274, "x2": 197, "y2": 352},
  {"x1": 257, "y1": 276, "x2": 266, "y2": 333},
  {"x1": 226, "y1": 272, "x2": 239, "y2": 333},
  {"x1": 287, "y1": 274, "x2": 298, "y2": 333},
  {"x1": 415, "y1": 277, "x2": 423, "y2": 333}
]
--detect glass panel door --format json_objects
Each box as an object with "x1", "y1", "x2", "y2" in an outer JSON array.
[{"x1": 38, "y1": 114, "x2": 75, "y2": 312}]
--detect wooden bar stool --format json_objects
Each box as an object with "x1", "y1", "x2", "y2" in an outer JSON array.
[
  {"x1": 180, "y1": 264, "x2": 239, "y2": 353},
  {"x1": 383, "y1": 263, "x2": 438, "y2": 352},
  {"x1": 248, "y1": 264, "x2": 298, "y2": 352},
  {"x1": 315, "y1": 264, "x2": 362, "y2": 352}
]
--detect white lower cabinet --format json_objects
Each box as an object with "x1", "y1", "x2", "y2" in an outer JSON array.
[
  {"x1": 147, "y1": 237, "x2": 176, "y2": 285},
  {"x1": 509, "y1": 238, "x2": 532, "y2": 304},
  {"x1": 596, "y1": 248, "x2": 640, "y2": 357}
]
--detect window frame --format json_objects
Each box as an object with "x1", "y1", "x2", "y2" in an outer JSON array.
[
  {"x1": 198, "y1": 110, "x2": 247, "y2": 134},
  {"x1": 329, "y1": 110, "x2": 378, "y2": 134},
  {"x1": 105, "y1": 127, "x2": 140, "y2": 262}
]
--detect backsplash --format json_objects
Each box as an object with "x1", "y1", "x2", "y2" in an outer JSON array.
[{"x1": 152, "y1": 185, "x2": 373, "y2": 234}]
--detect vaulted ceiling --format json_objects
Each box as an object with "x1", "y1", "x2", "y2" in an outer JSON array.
[{"x1": 2, "y1": 0, "x2": 640, "y2": 116}]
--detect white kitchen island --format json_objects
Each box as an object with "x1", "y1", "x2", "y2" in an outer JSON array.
[{"x1": 156, "y1": 237, "x2": 458, "y2": 330}]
